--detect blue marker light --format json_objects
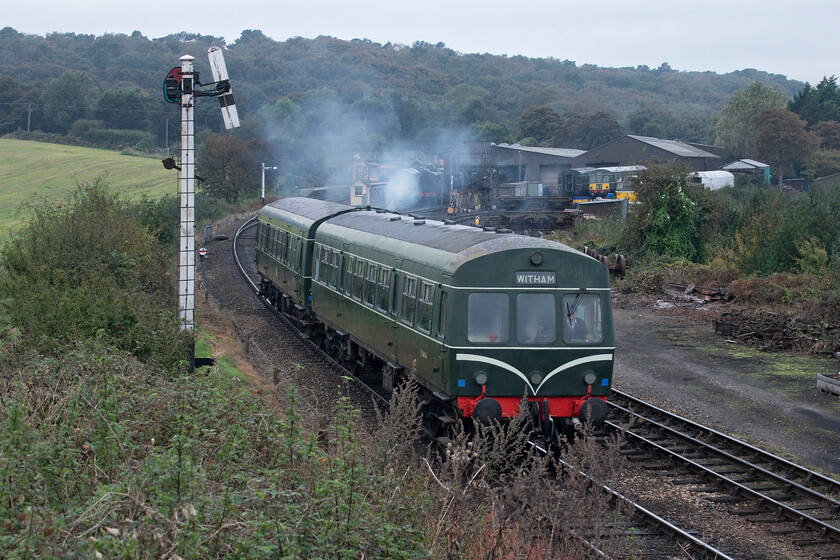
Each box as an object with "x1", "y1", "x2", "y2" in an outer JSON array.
[
  {"x1": 458, "y1": 379, "x2": 466, "y2": 387},
  {"x1": 602, "y1": 378, "x2": 609, "y2": 386}
]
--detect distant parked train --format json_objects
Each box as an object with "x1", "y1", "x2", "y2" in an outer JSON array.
[
  {"x1": 559, "y1": 166, "x2": 644, "y2": 202},
  {"x1": 255, "y1": 197, "x2": 613, "y2": 442}
]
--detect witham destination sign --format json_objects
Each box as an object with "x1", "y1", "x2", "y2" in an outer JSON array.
[{"x1": 515, "y1": 271, "x2": 556, "y2": 286}]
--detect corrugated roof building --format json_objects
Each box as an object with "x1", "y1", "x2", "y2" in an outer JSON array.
[
  {"x1": 491, "y1": 143, "x2": 586, "y2": 187},
  {"x1": 571, "y1": 135, "x2": 723, "y2": 171}
]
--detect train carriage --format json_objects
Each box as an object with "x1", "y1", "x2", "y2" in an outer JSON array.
[
  {"x1": 256, "y1": 197, "x2": 614, "y2": 441},
  {"x1": 255, "y1": 198, "x2": 357, "y2": 321}
]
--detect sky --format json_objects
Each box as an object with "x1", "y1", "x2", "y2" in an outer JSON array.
[{"x1": 4, "y1": 0, "x2": 838, "y2": 85}]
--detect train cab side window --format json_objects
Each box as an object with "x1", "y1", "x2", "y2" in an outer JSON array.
[
  {"x1": 363, "y1": 263, "x2": 377, "y2": 306},
  {"x1": 517, "y1": 293, "x2": 556, "y2": 344},
  {"x1": 468, "y1": 293, "x2": 509, "y2": 344},
  {"x1": 314, "y1": 245, "x2": 321, "y2": 280},
  {"x1": 562, "y1": 293, "x2": 603, "y2": 344},
  {"x1": 417, "y1": 282, "x2": 435, "y2": 333},
  {"x1": 401, "y1": 276, "x2": 418, "y2": 325}
]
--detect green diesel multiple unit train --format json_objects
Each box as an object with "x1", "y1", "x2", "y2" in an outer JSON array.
[{"x1": 255, "y1": 197, "x2": 613, "y2": 441}]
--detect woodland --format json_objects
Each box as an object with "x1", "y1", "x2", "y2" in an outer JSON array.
[{"x1": 3, "y1": 26, "x2": 838, "y2": 194}]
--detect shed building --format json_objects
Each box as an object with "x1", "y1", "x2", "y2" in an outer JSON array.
[
  {"x1": 490, "y1": 143, "x2": 586, "y2": 189},
  {"x1": 571, "y1": 135, "x2": 723, "y2": 171},
  {"x1": 721, "y1": 159, "x2": 771, "y2": 183}
]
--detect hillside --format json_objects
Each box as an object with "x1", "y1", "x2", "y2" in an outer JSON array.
[
  {"x1": 0, "y1": 28, "x2": 806, "y2": 148},
  {"x1": 0, "y1": 139, "x2": 175, "y2": 236}
]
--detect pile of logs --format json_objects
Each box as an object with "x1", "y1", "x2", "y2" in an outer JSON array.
[{"x1": 713, "y1": 309, "x2": 840, "y2": 356}]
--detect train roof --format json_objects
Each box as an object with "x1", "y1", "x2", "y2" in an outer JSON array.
[
  {"x1": 262, "y1": 197, "x2": 603, "y2": 284},
  {"x1": 260, "y1": 197, "x2": 356, "y2": 224},
  {"x1": 327, "y1": 208, "x2": 575, "y2": 255},
  {"x1": 320, "y1": 206, "x2": 591, "y2": 278}
]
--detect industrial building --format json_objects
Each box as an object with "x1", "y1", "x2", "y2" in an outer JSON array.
[{"x1": 570, "y1": 135, "x2": 724, "y2": 171}]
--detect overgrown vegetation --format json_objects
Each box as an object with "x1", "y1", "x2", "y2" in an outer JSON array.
[
  {"x1": 0, "y1": 179, "x2": 636, "y2": 558},
  {"x1": 559, "y1": 164, "x2": 840, "y2": 356},
  {"x1": 0, "y1": 179, "x2": 189, "y2": 367}
]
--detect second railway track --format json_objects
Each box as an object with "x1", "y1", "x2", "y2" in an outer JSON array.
[{"x1": 606, "y1": 389, "x2": 840, "y2": 558}]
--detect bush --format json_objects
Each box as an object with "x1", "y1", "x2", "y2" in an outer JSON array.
[
  {"x1": 626, "y1": 163, "x2": 715, "y2": 263},
  {"x1": 0, "y1": 178, "x2": 187, "y2": 366}
]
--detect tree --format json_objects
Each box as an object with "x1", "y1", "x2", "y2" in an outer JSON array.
[
  {"x1": 468, "y1": 120, "x2": 512, "y2": 143},
  {"x1": 754, "y1": 107, "x2": 816, "y2": 186},
  {"x1": 812, "y1": 120, "x2": 840, "y2": 150},
  {"x1": 555, "y1": 111, "x2": 623, "y2": 149},
  {"x1": 713, "y1": 82, "x2": 787, "y2": 160},
  {"x1": 197, "y1": 134, "x2": 260, "y2": 203},
  {"x1": 439, "y1": 84, "x2": 492, "y2": 126},
  {"x1": 517, "y1": 105, "x2": 563, "y2": 145},
  {"x1": 0, "y1": 76, "x2": 29, "y2": 133},
  {"x1": 626, "y1": 108, "x2": 666, "y2": 138},
  {"x1": 788, "y1": 76, "x2": 840, "y2": 125},
  {"x1": 39, "y1": 71, "x2": 98, "y2": 134},
  {"x1": 94, "y1": 89, "x2": 151, "y2": 130}
]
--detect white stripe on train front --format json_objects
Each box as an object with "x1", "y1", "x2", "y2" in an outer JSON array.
[{"x1": 455, "y1": 353, "x2": 613, "y2": 396}]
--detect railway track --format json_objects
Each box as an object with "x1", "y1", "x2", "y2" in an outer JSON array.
[
  {"x1": 606, "y1": 389, "x2": 840, "y2": 558},
  {"x1": 228, "y1": 214, "x2": 739, "y2": 559}
]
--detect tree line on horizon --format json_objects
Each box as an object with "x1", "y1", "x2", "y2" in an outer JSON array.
[{"x1": 0, "y1": 27, "x2": 838, "y2": 196}]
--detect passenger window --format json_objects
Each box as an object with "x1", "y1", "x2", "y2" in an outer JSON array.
[
  {"x1": 517, "y1": 293, "x2": 556, "y2": 344},
  {"x1": 376, "y1": 268, "x2": 391, "y2": 312},
  {"x1": 343, "y1": 256, "x2": 354, "y2": 295},
  {"x1": 256, "y1": 223, "x2": 265, "y2": 250},
  {"x1": 329, "y1": 250, "x2": 339, "y2": 287},
  {"x1": 290, "y1": 238, "x2": 298, "y2": 271},
  {"x1": 417, "y1": 282, "x2": 434, "y2": 333},
  {"x1": 363, "y1": 263, "x2": 377, "y2": 306},
  {"x1": 468, "y1": 293, "x2": 509, "y2": 344},
  {"x1": 352, "y1": 259, "x2": 364, "y2": 300},
  {"x1": 401, "y1": 276, "x2": 418, "y2": 324},
  {"x1": 562, "y1": 293, "x2": 603, "y2": 344}
]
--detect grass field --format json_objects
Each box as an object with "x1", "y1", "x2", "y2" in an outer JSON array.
[{"x1": 0, "y1": 139, "x2": 177, "y2": 236}]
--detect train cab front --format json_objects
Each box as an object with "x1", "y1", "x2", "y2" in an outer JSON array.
[{"x1": 448, "y1": 286, "x2": 613, "y2": 440}]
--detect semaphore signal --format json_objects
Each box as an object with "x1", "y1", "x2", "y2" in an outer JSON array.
[{"x1": 162, "y1": 47, "x2": 240, "y2": 371}]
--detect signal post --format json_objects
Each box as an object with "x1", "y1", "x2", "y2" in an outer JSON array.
[{"x1": 163, "y1": 48, "x2": 239, "y2": 370}]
